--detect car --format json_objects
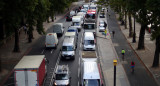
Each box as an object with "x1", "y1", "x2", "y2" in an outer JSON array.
[
  {"x1": 99, "y1": 13, "x2": 105, "y2": 18},
  {"x1": 66, "y1": 16, "x2": 72, "y2": 21},
  {"x1": 99, "y1": 20, "x2": 105, "y2": 27},
  {"x1": 99, "y1": 26, "x2": 105, "y2": 32},
  {"x1": 54, "y1": 65, "x2": 71, "y2": 86}
]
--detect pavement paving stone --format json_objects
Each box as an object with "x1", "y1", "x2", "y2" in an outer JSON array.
[{"x1": 97, "y1": 12, "x2": 130, "y2": 86}]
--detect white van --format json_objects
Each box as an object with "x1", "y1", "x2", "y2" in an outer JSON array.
[
  {"x1": 45, "y1": 33, "x2": 58, "y2": 48},
  {"x1": 83, "y1": 32, "x2": 95, "y2": 50},
  {"x1": 72, "y1": 16, "x2": 83, "y2": 31},
  {"x1": 77, "y1": 12, "x2": 85, "y2": 21},
  {"x1": 52, "y1": 23, "x2": 64, "y2": 37},
  {"x1": 61, "y1": 37, "x2": 77, "y2": 60},
  {"x1": 81, "y1": 61, "x2": 102, "y2": 86},
  {"x1": 83, "y1": 4, "x2": 89, "y2": 11}
]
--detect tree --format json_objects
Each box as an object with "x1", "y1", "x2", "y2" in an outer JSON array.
[
  {"x1": 134, "y1": 0, "x2": 149, "y2": 50},
  {"x1": 146, "y1": 0, "x2": 160, "y2": 67},
  {"x1": 2, "y1": 0, "x2": 25, "y2": 52}
]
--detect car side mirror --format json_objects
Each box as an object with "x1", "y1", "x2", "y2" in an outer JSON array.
[{"x1": 63, "y1": 27, "x2": 65, "y2": 28}]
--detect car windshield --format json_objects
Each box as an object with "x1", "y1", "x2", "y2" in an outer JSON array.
[
  {"x1": 62, "y1": 46, "x2": 73, "y2": 51},
  {"x1": 86, "y1": 14, "x2": 95, "y2": 19},
  {"x1": 84, "y1": 24, "x2": 94, "y2": 29},
  {"x1": 68, "y1": 29, "x2": 76, "y2": 32},
  {"x1": 90, "y1": 7, "x2": 96, "y2": 9},
  {"x1": 84, "y1": 79, "x2": 100, "y2": 86},
  {"x1": 84, "y1": 40, "x2": 94, "y2": 45},
  {"x1": 100, "y1": 21, "x2": 104, "y2": 24},
  {"x1": 73, "y1": 22, "x2": 80, "y2": 26},
  {"x1": 99, "y1": 26, "x2": 105, "y2": 29},
  {"x1": 56, "y1": 74, "x2": 69, "y2": 80}
]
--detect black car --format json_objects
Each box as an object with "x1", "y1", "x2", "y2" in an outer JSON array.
[{"x1": 66, "y1": 16, "x2": 72, "y2": 21}]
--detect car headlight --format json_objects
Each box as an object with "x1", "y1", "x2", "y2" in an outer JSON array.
[{"x1": 54, "y1": 82, "x2": 57, "y2": 85}]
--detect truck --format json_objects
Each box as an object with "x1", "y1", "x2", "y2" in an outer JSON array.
[
  {"x1": 14, "y1": 55, "x2": 46, "y2": 86},
  {"x1": 83, "y1": 20, "x2": 96, "y2": 33},
  {"x1": 54, "y1": 65, "x2": 71, "y2": 86},
  {"x1": 82, "y1": 51, "x2": 97, "y2": 62}
]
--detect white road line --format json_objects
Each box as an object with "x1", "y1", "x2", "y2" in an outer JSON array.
[
  {"x1": 78, "y1": 67, "x2": 80, "y2": 78},
  {"x1": 79, "y1": 57, "x2": 80, "y2": 66},
  {"x1": 78, "y1": 81, "x2": 79, "y2": 86},
  {"x1": 41, "y1": 49, "x2": 45, "y2": 54},
  {"x1": 80, "y1": 44, "x2": 81, "y2": 48},
  {"x1": 51, "y1": 49, "x2": 53, "y2": 54}
]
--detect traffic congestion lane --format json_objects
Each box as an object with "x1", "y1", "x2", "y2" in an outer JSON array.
[{"x1": 59, "y1": 28, "x2": 84, "y2": 86}]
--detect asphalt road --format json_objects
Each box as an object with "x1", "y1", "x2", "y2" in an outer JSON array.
[{"x1": 107, "y1": 6, "x2": 158, "y2": 86}]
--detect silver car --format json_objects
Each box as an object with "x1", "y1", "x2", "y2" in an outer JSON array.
[{"x1": 99, "y1": 26, "x2": 105, "y2": 32}]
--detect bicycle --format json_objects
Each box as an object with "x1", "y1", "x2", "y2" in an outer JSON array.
[
  {"x1": 131, "y1": 61, "x2": 135, "y2": 74},
  {"x1": 121, "y1": 49, "x2": 125, "y2": 61},
  {"x1": 122, "y1": 53, "x2": 124, "y2": 61}
]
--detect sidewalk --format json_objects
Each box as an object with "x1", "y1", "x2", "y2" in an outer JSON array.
[
  {"x1": 97, "y1": 15, "x2": 130, "y2": 86},
  {"x1": 115, "y1": 14, "x2": 160, "y2": 85},
  {"x1": 0, "y1": 2, "x2": 78, "y2": 85}
]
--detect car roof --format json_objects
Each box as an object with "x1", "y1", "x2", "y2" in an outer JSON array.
[{"x1": 83, "y1": 62, "x2": 100, "y2": 79}]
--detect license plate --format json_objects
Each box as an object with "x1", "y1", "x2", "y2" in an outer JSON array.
[{"x1": 66, "y1": 57, "x2": 70, "y2": 59}]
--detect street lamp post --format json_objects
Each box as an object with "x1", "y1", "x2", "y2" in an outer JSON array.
[{"x1": 113, "y1": 60, "x2": 117, "y2": 86}]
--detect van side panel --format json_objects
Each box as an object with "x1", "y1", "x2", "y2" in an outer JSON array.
[
  {"x1": 38, "y1": 59, "x2": 45, "y2": 86},
  {"x1": 15, "y1": 71, "x2": 25, "y2": 86}
]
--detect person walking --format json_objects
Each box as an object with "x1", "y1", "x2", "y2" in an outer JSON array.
[
  {"x1": 112, "y1": 30, "x2": 115, "y2": 38},
  {"x1": 121, "y1": 49, "x2": 125, "y2": 61},
  {"x1": 104, "y1": 29, "x2": 107, "y2": 38},
  {"x1": 23, "y1": 25, "x2": 27, "y2": 34}
]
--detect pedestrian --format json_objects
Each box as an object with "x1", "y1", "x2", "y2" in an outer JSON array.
[
  {"x1": 121, "y1": 49, "x2": 125, "y2": 61},
  {"x1": 104, "y1": 21, "x2": 107, "y2": 28},
  {"x1": 112, "y1": 30, "x2": 115, "y2": 38},
  {"x1": 104, "y1": 29, "x2": 107, "y2": 38},
  {"x1": 23, "y1": 25, "x2": 27, "y2": 34}
]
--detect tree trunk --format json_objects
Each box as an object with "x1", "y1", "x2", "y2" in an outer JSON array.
[
  {"x1": 28, "y1": 26, "x2": 33, "y2": 43},
  {"x1": 128, "y1": 12, "x2": 133, "y2": 37},
  {"x1": 13, "y1": 28, "x2": 20, "y2": 52},
  {"x1": 152, "y1": 36, "x2": 160, "y2": 67},
  {"x1": 0, "y1": 20, "x2": 6, "y2": 40},
  {"x1": 137, "y1": 25, "x2": 146, "y2": 50},
  {"x1": 124, "y1": 10, "x2": 127, "y2": 29}
]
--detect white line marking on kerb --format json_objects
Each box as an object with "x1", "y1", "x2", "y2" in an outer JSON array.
[
  {"x1": 51, "y1": 49, "x2": 53, "y2": 54},
  {"x1": 41, "y1": 49, "x2": 45, "y2": 54},
  {"x1": 78, "y1": 67, "x2": 80, "y2": 78}
]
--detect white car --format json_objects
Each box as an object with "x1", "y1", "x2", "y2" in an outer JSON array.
[
  {"x1": 99, "y1": 26, "x2": 105, "y2": 32},
  {"x1": 99, "y1": 20, "x2": 105, "y2": 27}
]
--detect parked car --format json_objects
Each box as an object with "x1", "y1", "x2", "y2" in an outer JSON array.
[
  {"x1": 66, "y1": 15, "x2": 72, "y2": 21},
  {"x1": 99, "y1": 20, "x2": 105, "y2": 27},
  {"x1": 99, "y1": 13, "x2": 105, "y2": 18},
  {"x1": 99, "y1": 26, "x2": 105, "y2": 32}
]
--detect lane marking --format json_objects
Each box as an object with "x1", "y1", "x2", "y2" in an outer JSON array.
[
  {"x1": 78, "y1": 67, "x2": 80, "y2": 78},
  {"x1": 78, "y1": 81, "x2": 79, "y2": 86},
  {"x1": 41, "y1": 49, "x2": 45, "y2": 54},
  {"x1": 49, "y1": 52, "x2": 61, "y2": 86},
  {"x1": 51, "y1": 49, "x2": 54, "y2": 54}
]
